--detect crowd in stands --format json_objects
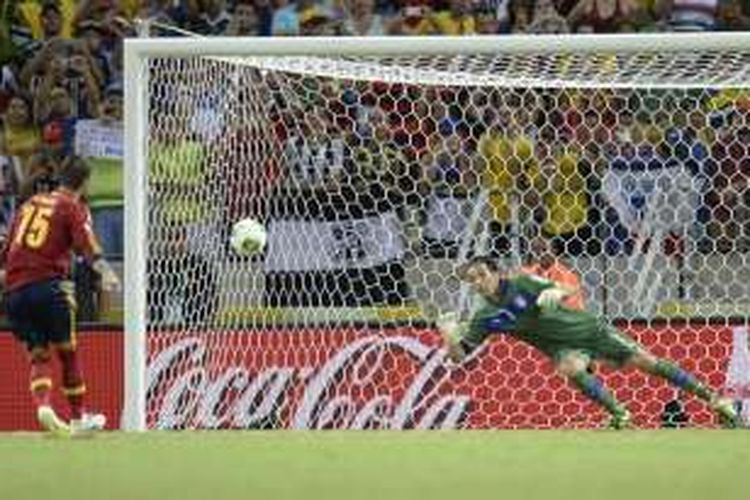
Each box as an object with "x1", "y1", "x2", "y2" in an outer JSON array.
[
  {"x1": 1, "y1": 1, "x2": 750, "y2": 320},
  {"x1": 259, "y1": 76, "x2": 750, "y2": 258}
]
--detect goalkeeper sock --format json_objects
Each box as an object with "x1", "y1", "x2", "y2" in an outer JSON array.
[
  {"x1": 58, "y1": 348, "x2": 85, "y2": 419},
  {"x1": 649, "y1": 360, "x2": 713, "y2": 402},
  {"x1": 570, "y1": 371, "x2": 626, "y2": 416},
  {"x1": 29, "y1": 355, "x2": 53, "y2": 408}
]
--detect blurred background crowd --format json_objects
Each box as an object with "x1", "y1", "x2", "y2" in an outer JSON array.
[{"x1": 2, "y1": 0, "x2": 750, "y2": 322}]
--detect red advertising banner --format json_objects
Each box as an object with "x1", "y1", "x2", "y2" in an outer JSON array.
[{"x1": 0, "y1": 325, "x2": 739, "y2": 431}]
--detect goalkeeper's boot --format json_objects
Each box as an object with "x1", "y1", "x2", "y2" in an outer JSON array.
[
  {"x1": 70, "y1": 412, "x2": 107, "y2": 436},
  {"x1": 37, "y1": 405, "x2": 70, "y2": 436},
  {"x1": 607, "y1": 409, "x2": 633, "y2": 430},
  {"x1": 712, "y1": 398, "x2": 742, "y2": 429}
]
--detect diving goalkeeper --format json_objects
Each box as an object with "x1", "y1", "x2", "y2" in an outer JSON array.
[{"x1": 439, "y1": 256, "x2": 740, "y2": 428}]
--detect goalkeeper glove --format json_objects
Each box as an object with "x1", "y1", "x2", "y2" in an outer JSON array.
[
  {"x1": 536, "y1": 288, "x2": 567, "y2": 309},
  {"x1": 437, "y1": 312, "x2": 464, "y2": 343},
  {"x1": 437, "y1": 312, "x2": 470, "y2": 364}
]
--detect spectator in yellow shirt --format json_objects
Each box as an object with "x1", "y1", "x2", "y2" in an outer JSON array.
[
  {"x1": 477, "y1": 108, "x2": 537, "y2": 253},
  {"x1": 17, "y1": 0, "x2": 76, "y2": 40},
  {"x1": 431, "y1": 0, "x2": 477, "y2": 35},
  {"x1": 388, "y1": 3, "x2": 434, "y2": 35},
  {"x1": 528, "y1": 141, "x2": 589, "y2": 253},
  {"x1": 1, "y1": 95, "x2": 41, "y2": 173}
]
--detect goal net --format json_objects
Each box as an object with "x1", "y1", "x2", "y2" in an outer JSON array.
[{"x1": 124, "y1": 35, "x2": 750, "y2": 430}]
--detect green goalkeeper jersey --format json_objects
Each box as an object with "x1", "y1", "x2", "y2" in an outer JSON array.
[{"x1": 461, "y1": 274, "x2": 640, "y2": 364}]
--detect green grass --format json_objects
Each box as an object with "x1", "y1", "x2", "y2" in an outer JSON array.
[{"x1": 1, "y1": 430, "x2": 748, "y2": 500}]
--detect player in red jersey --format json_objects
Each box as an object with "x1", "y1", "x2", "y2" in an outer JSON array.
[{"x1": 1, "y1": 156, "x2": 120, "y2": 435}]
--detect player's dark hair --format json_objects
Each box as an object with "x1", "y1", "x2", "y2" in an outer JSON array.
[
  {"x1": 456, "y1": 255, "x2": 501, "y2": 278},
  {"x1": 58, "y1": 156, "x2": 91, "y2": 190}
]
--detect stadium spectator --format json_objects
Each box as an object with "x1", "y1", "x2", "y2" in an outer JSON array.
[
  {"x1": 567, "y1": 0, "x2": 640, "y2": 32},
  {"x1": 509, "y1": 0, "x2": 534, "y2": 31},
  {"x1": 0, "y1": 56, "x2": 21, "y2": 113},
  {"x1": 76, "y1": 20, "x2": 114, "y2": 88},
  {"x1": 18, "y1": 37, "x2": 61, "y2": 89},
  {"x1": 664, "y1": 0, "x2": 719, "y2": 30},
  {"x1": 107, "y1": 37, "x2": 123, "y2": 86},
  {"x1": 37, "y1": 84, "x2": 84, "y2": 158},
  {"x1": 477, "y1": 105, "x2": 537, "y2": 255},
  {"x1": 528, "y1": 137, "x2": 590, "y2": 255},
  {"x1": 41, "y1": 47, "x2": 101, "y2": 118},
  {"x1": 426, "y1": 127, "x2": 475, "y2": 196},
  {"x1": 527, "y1": 0, "x2": 571, "y2": 32},
  {"x1": 625, "y1": 0, "x2": 668, "y2": 30},
  {"x1": 704, "y1": 123, "x2": 750, "y2": 252},
  {"x1": 346, "y1": 106, "x2": 421, "y2": 220},
  {"x1": 474, "y1": 1, "x2": 503, "y2": 33},
  {"x1": 431, "y1": 0, "x2": 478, "y2": 34},
  {"x1": 248, "y1": 0, "x2": 276, "y2": 35},
  {"x1": 284, "y1": 110, "x2": 345, "y2": 190},
  {"x1": 342, "y1": 0, "x2": 387, "y2": 35},
  {"x1": 72, "y1": 0, "x2": 121, "y2": 23},
  {"x1": 272, "y1": 0, "x2": 303, "y2": 35},
  {"x1": 86, "y1": 84, "x2": 123, "y2": 259},
  {"x1": 225, "y1": 1, "x2": 262, "y2": 35},
  {"x1": 0, "y1": 130, "x2": 23, "y2": 235},
  {"x1": 717, "y1": 0, "x2": 750, "y2": 29},
  {"x1": 16, "y1": 0, "x2": 74, "y2": 41},
  {"x1": 1, "y1": 94, "x2": 41, "y2": 173},
  {"x1": 132, "y1": 0, "x2": 190, "y2": 28},
  {"x1": 190, "y1": 0, "x2": 233, "y2": 35},
  {"x1": 387, "y1": 2, "x2": 434, "y2": 34},
  {"x1": 148, "y1": 113, "x2": 219, "y2": 325},
  {"x1": 573, "y1": 96, "x2": 616, "y2": 159},
  {"x1": 299, "y1": 4, "x2": 341, "y2": 36}
]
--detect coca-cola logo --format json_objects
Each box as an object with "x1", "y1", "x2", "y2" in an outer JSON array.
[{"x1": 146, "y1": 335, "x2": 471, "y2": 430}]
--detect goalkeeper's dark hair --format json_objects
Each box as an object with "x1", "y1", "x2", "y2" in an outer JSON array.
[
  {"x1": 456, "y1": 255, "x2": 501, "y2": 278},
  {"x1": 58, "y1": 156, "x2": 91, "y2": 191}
]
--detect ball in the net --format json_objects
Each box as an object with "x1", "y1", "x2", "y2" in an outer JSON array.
[{"x1": 230, "y1": 217, "x2": 267, "y2": 256}]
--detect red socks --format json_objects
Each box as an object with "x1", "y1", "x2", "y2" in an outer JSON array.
[
  {"x1": 58, "y1": 347, "x2": 86, "y2": 420},
  {"x1": 29, "y1": 346, "x2": 87, "y2": 420},
  {"x1": 29, "y1": 353, "x2": 53, "y2": 408}
]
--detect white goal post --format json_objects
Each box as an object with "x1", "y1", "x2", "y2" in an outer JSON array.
[{"x1": 123, "y1": 33, "x2": 750, "y2": 431}]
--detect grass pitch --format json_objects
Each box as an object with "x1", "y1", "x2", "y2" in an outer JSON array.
[{"x1": 0, "y1": 430, "x2": 748, "y2": 500}]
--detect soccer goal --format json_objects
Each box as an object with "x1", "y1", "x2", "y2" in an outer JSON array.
[{"x1": 123, "y1": 34, "x2": 750, "y2": 431}]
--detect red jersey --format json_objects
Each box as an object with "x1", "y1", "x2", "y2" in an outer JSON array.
[{"x1": 1, "y1": 190, "x2": 102, "y2": 292}]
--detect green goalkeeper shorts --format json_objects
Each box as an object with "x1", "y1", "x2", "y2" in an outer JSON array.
[{"x1": 550, "y1": 326, "x2": 643, "y2": 367}]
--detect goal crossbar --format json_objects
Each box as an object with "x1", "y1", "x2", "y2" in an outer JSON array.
[{"x1": 125, "y1": 33, "x2": 750, "y2": 57}]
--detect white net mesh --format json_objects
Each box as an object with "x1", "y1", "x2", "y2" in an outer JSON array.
[{"x1": 140, "y1": 49, "x2": 750, "y2": 429}]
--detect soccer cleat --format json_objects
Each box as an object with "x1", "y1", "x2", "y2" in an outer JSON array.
[
  {"x1": 37, "y1": 406, "x2": 70, "y2": 436},
  {"x1": 712, "y1": 398, "x2": 742, "y2": 429},
  {"x1": 70, "y1": 412, "x2": 107, "y2": 435},
  {"x1": 607, "y1": 409, "x2": 633, "y2": 430}
]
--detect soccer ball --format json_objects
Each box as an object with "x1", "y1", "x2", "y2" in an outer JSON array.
[{"x1": 230, "y1": 217, "x2": 267, "y2": 256}]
